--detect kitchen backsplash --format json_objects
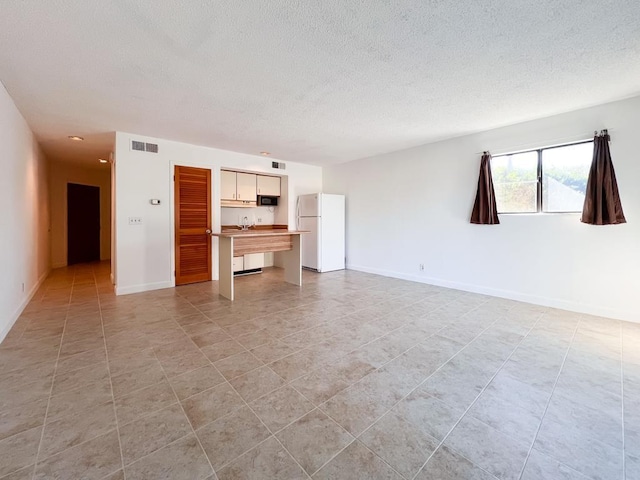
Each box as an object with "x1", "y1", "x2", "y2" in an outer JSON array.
[{"x1": 220, "y1": 206, "x2": 276, "y2": 227}]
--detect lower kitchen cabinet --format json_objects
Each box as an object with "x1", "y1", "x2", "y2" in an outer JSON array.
[
  {"x1": 233, "y1": 253, "x2": 265, "y2": 272},
  {"x1": 233, "y1": 256, "x2": 244, "y2": 272},
  {"x1": 243, "y1": 253, "x2": 265, "y2": 270}
]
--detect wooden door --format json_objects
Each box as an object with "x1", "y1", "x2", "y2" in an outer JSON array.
[
  {"x1": 67, "y1": 183, "x2": 100, "y2": 265},
  {"x1": 175, "y1": 166, "x2": 212, "y2": 285}
]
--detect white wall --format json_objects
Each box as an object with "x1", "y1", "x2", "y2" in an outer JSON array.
[
  {"x1": 220, "y1": 206, "x2": 277, "y2": 227},
  {"x1": 0, "y1": 82, "x2": 50, "y2": 342},
  {"x1": 114, "y1": 132, "x2": 322, "y2": 295},
  {"x1": 324, "y1": 96, "x2": 640, "y2": 322},
  {"x1": 49, "y1": 161, "x2": 111, "y2": 268}
]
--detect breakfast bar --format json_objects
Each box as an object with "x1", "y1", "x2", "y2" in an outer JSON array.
[{"x1": 212, "y1": 229, "x2": 307, "y2": 300}]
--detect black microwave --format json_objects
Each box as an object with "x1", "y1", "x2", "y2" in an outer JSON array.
[{"x1": 258, "y1": 195, "x2": 278, "y2": 206}]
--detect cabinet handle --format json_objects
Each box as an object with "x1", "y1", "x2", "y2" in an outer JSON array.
[
  {"x1": 233, "y1": 193, "x2": 235, "y2": 199},
  {"x1": 238, "y1": 193, "x2": 241, "y2": 199}
]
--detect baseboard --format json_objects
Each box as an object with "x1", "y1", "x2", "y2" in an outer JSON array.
[
  {"x1": 0, "y1": 268, "x2": 51, "y2": 344},
  {"x1": 115, "y1": 281, "x2": 174, "y2": 296},
  {"x1": 51, "y1": 261, "x2": 66, "y2": 269},
  {"x1": 346, "y1": 263, "x2": 638, "y2": 324}
]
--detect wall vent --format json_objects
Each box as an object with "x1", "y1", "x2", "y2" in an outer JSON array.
[
  {"x1": 131, "y1": 140, "x2": 159, "y2": 153},
  {"x1": 131, "y1": 140, "x2": 145, "y2": 151},
  {"x1": 145, "y1": 143, "x2": 159, "y2": 153},
  {"x1": 271, "y1": 161, "x2": 286, "y2": 170}
]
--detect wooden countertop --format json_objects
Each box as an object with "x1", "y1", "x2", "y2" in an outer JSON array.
[{"x1": 213, "y1": 229, "x2": 308, "y2": 238}]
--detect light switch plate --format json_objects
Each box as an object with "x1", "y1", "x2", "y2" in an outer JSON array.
[{"x1": 128, "y1": 217, "x2": 143, "y2": 225}]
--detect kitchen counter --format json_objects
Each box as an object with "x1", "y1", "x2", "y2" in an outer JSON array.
[
  {"x1": 211, "y1": 230, "x2": 307, "y2": 300},
  {"x1": 214, "y1": 229, "x2": 306, "y2": 238}
]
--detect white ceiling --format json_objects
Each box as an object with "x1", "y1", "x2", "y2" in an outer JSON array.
[{"x1": 1, "y1": 1, "x2": 640, "y2": 167}]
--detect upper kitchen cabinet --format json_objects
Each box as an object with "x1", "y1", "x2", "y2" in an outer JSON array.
[
  {"x1": 220, "y1": 170, "x2": 237, "y2": 200},
  {"x1": 236, "y1": 172, "x2": 257, "y2": 202},
  {"x1": 257, "y1": 175, "x2": 281, "y2": 196}
]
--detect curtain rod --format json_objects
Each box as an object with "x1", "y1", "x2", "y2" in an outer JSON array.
[{"x1": 475, "y1": 129, "x2": 610, "y2": 156}]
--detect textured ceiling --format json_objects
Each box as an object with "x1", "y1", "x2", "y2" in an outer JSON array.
[{"x1": 1, "y1": 1, "x2": 640, "y2": 167}]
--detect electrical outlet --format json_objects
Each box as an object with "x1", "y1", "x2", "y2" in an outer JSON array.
[
  {"x1": 419, "y1": 263, "x2": 425, "y2": 271},
  {"x1": 257, "y1": 217, "x2": 262, "y2": 223},
  {"x1": 128, "y1": 217, "x2": 143, "y2": 225}
]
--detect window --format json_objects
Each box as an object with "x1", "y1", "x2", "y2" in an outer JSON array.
[{"x1": 491, "y1": 141, "x2": 592, "y2": 214}]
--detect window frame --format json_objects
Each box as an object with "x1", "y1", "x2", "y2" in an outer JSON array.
[{"x1": 491, "y1": 139, "x2": 593, "y2": 215}]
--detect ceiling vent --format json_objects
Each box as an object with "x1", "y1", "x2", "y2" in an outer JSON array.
[
  {"x1": 131, "y1": 140, "x2": 159, "y2": 153},
  {"x1": 271, "y1": 161, "x2": 286, "y2": 170}
]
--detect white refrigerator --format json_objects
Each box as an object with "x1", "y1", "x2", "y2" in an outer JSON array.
[{"x1": 296, "y1": 193, "x2": 345, "y2": 272}]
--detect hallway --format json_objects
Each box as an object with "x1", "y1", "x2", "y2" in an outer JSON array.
[{"x1": 0, "y1": 263, "x2": 638, "y2": 480}]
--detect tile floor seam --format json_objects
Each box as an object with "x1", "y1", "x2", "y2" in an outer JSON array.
[
  {"x1": 118, "y1": 429, "x2": 194, "y2": 468},
  {"x1": 256, "y1": 290, "x2": 473, "y2": 389},
  {"x1": 151, "y1": 351, "x2": 218, "y2": 478},
  {"x1": 187, "y1": 286, "x2": 439, "y2": 383},
  {"x1": 7, "y1": 266, "x2": 629, "y2": 480},
  {"x1": 306, "y1": 305, "x2": 503, "y2": 478},
  {"x1": 170, "y1": 303, "x2": 315, "y2": 479},
  {"x1": 314, "y1": 314, "x2": 499, "y2": 433},
  {"x1": 29, "y1": 274, "x2": 74, "y2": 480},
  {"x1": 96, "y1": 268, "x2": 127, "y2": 480},
  {"x1": 515, "y1": 316, "x2": 583, "y2": 480},
  {"x1": 210, "y1": 371, "x2": 314, "y2": 479},
  {"x1": 407, "y1": 310, "x2": 546, "y2": 480}
]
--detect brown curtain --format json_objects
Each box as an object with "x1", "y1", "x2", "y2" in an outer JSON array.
[
  {"x1": 581, "y1": 130, "x2": 626, "y2": 225},
  {"x1": 470, "y1": 152, "x2": 500, "y2": 224}
]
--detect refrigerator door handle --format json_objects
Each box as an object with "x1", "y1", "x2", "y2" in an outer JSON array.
[{"x1": 296, "y1": 197, "x2": 300, "y2": 229}]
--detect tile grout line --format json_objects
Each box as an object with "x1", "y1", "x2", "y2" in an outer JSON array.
[
  {"x1": 151, "y1": 355, "x2": 218, "y2": 479},
  {"x1": 407, "y1": 309, "x2": 548, "y2": 480},
  {"x1": 169, "y1": 297, "x2": 313, "y2": 479},
  {"x1": 515, "y1": 316, "x2": 582, "y2": 480},
  {"x1": 29, "y1": 270, "x2": 74, "y2": 480},
  {"x1": 95, "y1": 264, "x2": 128, "y2": 479},
  {"x1": 305, "y1": 298, "x2": 503, "y2": 479}
]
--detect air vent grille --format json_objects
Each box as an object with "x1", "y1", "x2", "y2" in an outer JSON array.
[
  {"x1": 131, "y1": 140, "x2": 145, "y2": 151},
  {"x1": 271, "y1": 161, "x2": 286, "y2": 170},
  {"x1": 131, "y1": 140, "x2": 159, "y2": 153}
]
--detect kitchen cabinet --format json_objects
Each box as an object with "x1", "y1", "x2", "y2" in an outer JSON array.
[
  {"x1": 221, "y1": 171, "x2": 257, "y2": 201},
  {"x1": 236, "y1": 173, "x2": 257, "y2": 201},
  {"x1": 233, "y1": 256, "x2": 244, "y2": 272},
  {"x1": 221, "y1": 170, "x2": 237, "y2": 200},
  {"x1": 233, "y1": 254, "x2": 264, "y2": 272},
  {"x1": 243, "y1": 253, "x2": 264, "y2": 270},
  {"x1": 257, "y1": 175, "x2": 281, "y2": 196}
]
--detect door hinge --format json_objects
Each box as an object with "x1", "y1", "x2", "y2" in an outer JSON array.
[{"x1": 173, "y1": 175, "x2": 175, "y2": 181}]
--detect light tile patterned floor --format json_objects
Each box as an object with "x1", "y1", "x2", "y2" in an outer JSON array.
[{"x1": 0, "y1": 262, "x2": 638, "y2": 480}]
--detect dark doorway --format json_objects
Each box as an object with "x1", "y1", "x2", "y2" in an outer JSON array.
[{"x1": 67, "y1": 183, "x2": 101, "y2": 265}]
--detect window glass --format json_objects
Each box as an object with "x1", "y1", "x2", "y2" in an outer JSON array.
[
  {"x1": 491, "y1": 151, "x2": 538, "y2": 213},
  {"x1": 542, "y1": 142, "x2": 592, "y2": 212}
]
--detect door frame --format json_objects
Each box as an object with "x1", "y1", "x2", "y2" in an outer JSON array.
[
  {"x1": 169, "y1": 162, "x2": 219, "y2": 287},
  {"x1": 66, "y1": 181, "x2": 101, "y2": 265}
]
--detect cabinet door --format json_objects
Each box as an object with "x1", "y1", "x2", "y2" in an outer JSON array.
[
  {"x1": 220, "y1": 170, "x2": 237, "y2": 200},
  {"x1": 236, "y1": 173, "x2": 257, "y2": 201},
  {"x1": 243, "y1": 253, "x2": 264, "y2": 270},
  {"x1": 257, "y1": 175, "x2": 281, "y2": 196},
  {"x1": 233, "y1": 256, "x2": 244, "y2": 272}
]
